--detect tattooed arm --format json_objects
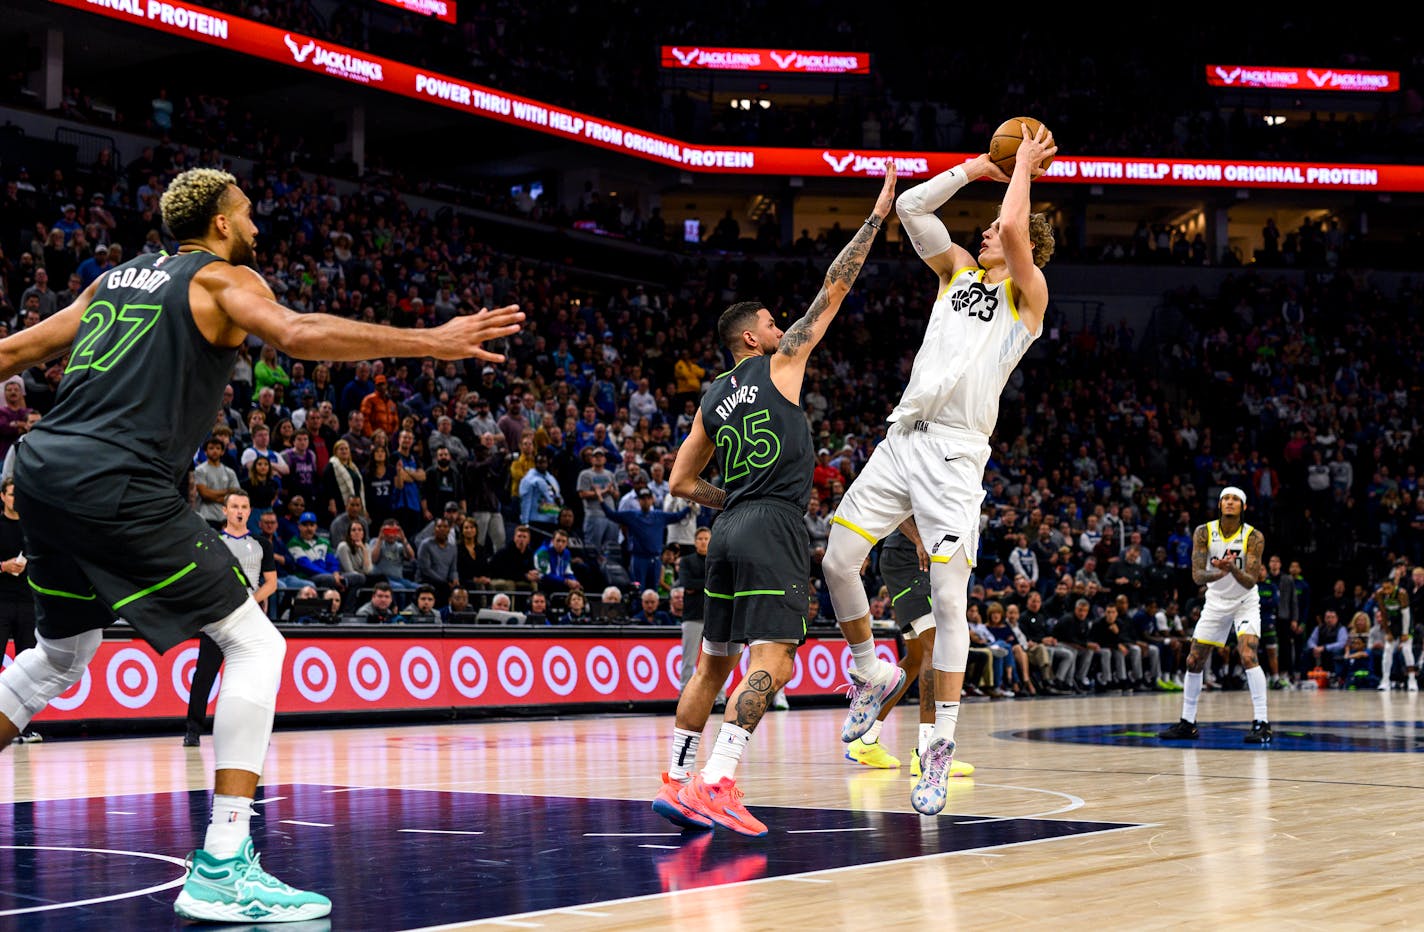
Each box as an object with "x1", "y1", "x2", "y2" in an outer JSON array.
[
  {"x1": 1190, "y1": 524, "x2": 1226, "y2": 586},
  {"x1": 669, "y1": 408, "x2": 726, "y2": 509},
  {"x1": 770, "y1": 165, "x2": 896, "y2": 397},
  {"x1": 1227, "y1": 529, "x2": 1265, "y2": 589}
]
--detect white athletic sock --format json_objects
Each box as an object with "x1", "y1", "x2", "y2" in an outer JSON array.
[
  {"x1": 1182, "y1": 672, "x2": 1204, "y2": 723},
  {"x1": 1402, "y1": 643, "x2": 1416, "y2": 668},
  {"x1": 668, "y1": 727, "x2": 700, "y2": 782},
  {"x1": 1381, "y1": 645, "x2": 1394, "y2": 686},
  {"x1": 862, "y1": 720, "x2": 883, "y2": 745},
  {"x1": 932, "y1": 701, "x2": 960, "y2": 746},
  {"x1": 1245, "y1": 666, "x2": 1269, "y2": 721},
  {"x1": 701, "y1": 723, "x2": 752, "y2": 784},
  {"x1": 204, "y1": 794, "x2": 254, "y2": 859},
  {"x1": 918, "y1": 723, "x2": 934, "y2": 758},
  {"x1": 849, "y1": 638, "x2": 880, "y2": 678}
]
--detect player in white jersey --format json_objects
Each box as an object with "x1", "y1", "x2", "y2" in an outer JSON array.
[
  {"x1": 821, "y1": 123, "x2": 1057, "y2": 816},
  {"x1": 1159, "y1": 487, "x2": 1272, "y2": 744}
]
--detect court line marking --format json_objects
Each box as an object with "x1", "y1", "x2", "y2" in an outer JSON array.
[
  {"x1": 785, "y1": 827, "x2": 876, "y2": 834},
  {"x1": 784, "y1": 877, "x2": 834, "y2": 884},
  {"x1": 583, "y1": 832, "x2": 682, "y2": 837},
  {"x1": 398, "y1": 829, "x2": 485, "y2": 836},
  {"x1": 950, "y1": 783, "x2": 1085, "y2": 822},
  {"x1": 278, "y1": 819, "x2": 333, "y2": 827},
  {"x1": 483, "y1": 921, "x2": 541, "y2": 929},
  {"x1": 252, "y1": 796, "x2": 287, "y2": 805},
  {"x1": 105, "y1": 811, "x2": 136, "y2": 815},
  {"x1": 638, "y1": 844, "x2": 680, "y2": 850},
  {"x1": 404, "y1": 822, "x2": 1152, "y2": 931},
  {"x1": 0, "y1": 846, "x2": 188, "y2": 917},
  {"x1": 558, "y1": 908, "x2": 610, "y2": 916}
]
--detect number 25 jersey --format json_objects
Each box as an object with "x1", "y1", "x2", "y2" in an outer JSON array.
[
  {"x1": 699, "y1": 354, "x2": 812, "y2": 513},
  {"x1": 16, "y1": 251, "x2": 236, "y2": 516},
  {"x1": 888, "y1": 266, "x2": 1041, "y2": 434}
]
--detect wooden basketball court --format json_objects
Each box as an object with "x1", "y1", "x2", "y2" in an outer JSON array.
[{"x1": 3, "y1": 690, "x2": 1419, "y2": 928}]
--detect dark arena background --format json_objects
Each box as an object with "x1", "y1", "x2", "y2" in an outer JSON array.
[{"x1": 2, "y1": 2, "x2": 1422, "y2": 928}]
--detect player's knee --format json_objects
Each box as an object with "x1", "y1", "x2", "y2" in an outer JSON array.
[
  {"x1": 1186, "y1": 651, "x2": 1206, "y2": 673},
  {"x1": 39, "y1": 629, "x2": 102, "y2": 679},
  {"x1": 822, "y1": 526, "x2": 868, "y2": 580}
]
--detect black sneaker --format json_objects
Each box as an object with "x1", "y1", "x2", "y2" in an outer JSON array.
[
  {"x1": 1244, "y1": 720, "x2": 1273, "y2": 744},
  {"x1": 1158, "y1": 719, "x2": 1200, "y2": 740},
  {"x1": 183, "y1": 725, "x2": 201, "y2": 748}
]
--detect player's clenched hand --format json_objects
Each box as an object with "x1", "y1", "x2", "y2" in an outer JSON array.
[
  {"x1": 436, "y1": 304, "x2": 524, "y2": 362},
  {"x1": 872, "y1": 159, "x2": 898, "y2": 220}
]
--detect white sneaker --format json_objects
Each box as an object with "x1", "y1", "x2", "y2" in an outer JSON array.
[
  {"x1": 1409, "y1": 677, "x2": 1419, "y2": 693},
  {"x1": 1378, "y1": 681, "x2": 1391, "y2": 691}
]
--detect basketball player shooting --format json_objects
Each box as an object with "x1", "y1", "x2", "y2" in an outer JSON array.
[{"x1": 821, "y1": 122, "x2": 1056, "y2": 816}]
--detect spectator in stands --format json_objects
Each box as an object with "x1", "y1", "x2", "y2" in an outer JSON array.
[
  {"x1": 524, "y1": 591, "x2": 551, "y2": 625},
  {"x1": 320, "y1": 440, "x2": 365, "y2": 521},
  {"x1": 422, "y1": 447, "x2": 464, "y2": 523},
  {"x1": 415, "y1": 517, "x2": 458, "y2": 603},
  {"x1": 401, "y1": 586, "x2": 441, "y2": 624},
  {"x1": 1303, "y1": 609, "x2": 1348, "y2": 677},
  {"x1": 289, "y1": 511, "x2": 356, "y2": 597},
  {"x1": 240, "y1": 425, "x2": 288, "y2": 475},
  {"x1": 456, "y1": 516, "x2": 492, "y2": 592},
  {"x1": 391, "y1": 429, "x2": 426, "y2": 535},
  {"x1": 361, "y1": 374, "x2": 399, "y2": 438},
  {"x1": 335, "y1": 520, "x2": 375, "y2": 582},
  {"x1": 328, "y1": 495, "x2": 368, "y2": 551},
  {"x1": 285, "y1": 585, "x2": 343, "y2": 624},
  {"x1": 602, "y1": 489, "x2": 689, "y2": 591},
  {"x1": 600, "y1": 585, "x2": 623, "y2": 610},
  {"x1": 534, "y1": 528, "x2": 581, "y2": 592},
  {"x1": 441, "y1": 587, "x2": 473, "y2": 621},
  {"x1": 490, "y1": 593, "x2": 514, "y2": 612},
  {"x1": 631, "y1": 588, "x2": 673, "y2": 626},
  {"x1": 193, "y1": 435, "x2": 241, "y2": 530},
  {"x1": 75, "y1": 242, "x2": 113, "y2": 287},
  {"x1": 282, "y1": 429, "x2": 319, "y2": 506},
  {"x1": 488, "y1": 524, "x2": 541, "y2": 591},
  {"x1": 519, "y1": 452, "x2": 563, "y2": 532},
  {"x1": 560, "y1": 589, "x2": 590, "y2": 625},
  {"x1": 356, "y1": 582, "x2": 399, "y2": 624}
]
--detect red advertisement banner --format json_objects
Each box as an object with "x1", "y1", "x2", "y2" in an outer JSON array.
[
  {"x1": 660, "y1": 46, "x2": 870, "y2": 75},
  {"x1": 1205, "y1": 64, "x2": 1399, "y2": 92},
  {"x1": 49, "y1": 3, "x2": 1424, "y2": 190},
  {"x1": 9, "y1": 635, "x2": 898, "y2": 722},
  {"x1": 374, "y1": 0, "x2": 457, "y2": 24}
]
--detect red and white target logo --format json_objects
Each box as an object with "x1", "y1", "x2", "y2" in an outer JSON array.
[
  {"x1": 171, "y1": 645, "x2": 220, "y2": 706},
  {"x1": 348, "y1": 647, "x2": 391, "y2": 702},
  {"x1": 399, "y1": 646, "x2": 441, "y2": 701},
  {"x1": 626, "y1": 645, "x2": 660, "y2": 695},
  {"x1": 838, "y1": 646, "x2": 855, "y2": 679},
  {"x1": 807, "y1": 644, "x2": 837, "y2": 688},
  {"x1": 664, "y1": 645, "x2": 683, "y2": 688},
  {"x1": 541, "y1": 646, "x2": 579, "y2": 697},
  {"x1": 876, "y1": 643, "x2": 898, "y2": 666},
  {"x1": 292, "y1": 646, "x2": 337, "y2": 703},
  {"x1": 48, "y1": 668, "x2": 92, "y2": 711},
  {"x1": 105, "y1": 648, "x2": 159, "y2": 709},
  {"x1": 785, "y1": 652, "x2": 805, "y2": 690},
  {"x1": 585, "y1": 645, "x2": 620, "y2": 695},
  {"x1": 448, "y1": 646, "x2": 488, "y2": 699},
  {"x1": 496, "y1": 646, "x2": 534, "y2": 698}
]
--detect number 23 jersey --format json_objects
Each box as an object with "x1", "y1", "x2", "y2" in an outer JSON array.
[
  {"x1": 16, "y1": 251, "x2": 236, "y2": 516},
  {"x1": 699, "y1": 354, "x2": 812, "y2": 513},
  {"x1": 889, "y1": 266, "x2": 1041, "y2": 434}
]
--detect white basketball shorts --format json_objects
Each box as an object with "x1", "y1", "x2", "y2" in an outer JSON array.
[{"x1": 1194, "y1": 593, "x2": 1262, "y2": 646}]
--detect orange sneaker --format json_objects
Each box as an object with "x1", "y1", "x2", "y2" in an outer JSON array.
[
  {"x1": 677, "y1": 774, "x2": 768, "y2": 837},
  {"x1": 652, "y1": 772, "x2": 713, "y2": 830}
]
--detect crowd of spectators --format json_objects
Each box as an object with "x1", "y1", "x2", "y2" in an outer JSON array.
[{"x1": 0, "y1": 95, "x2": 1420, "y2": 695}]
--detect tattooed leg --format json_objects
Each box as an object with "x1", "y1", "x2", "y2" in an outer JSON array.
[{"x1": 724, "y1": 643, "x2": 797, "y2": 735}]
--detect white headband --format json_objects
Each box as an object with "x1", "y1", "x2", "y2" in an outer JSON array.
[{"x1": 1219, "y1": 486, "x2": 1248, "y2": 506}]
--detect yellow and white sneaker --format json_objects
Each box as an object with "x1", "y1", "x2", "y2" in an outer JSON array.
[
  {"x1": 845, "y1": 738, "x2": 901, "y2": 769},
  {"x1": 910, "y1": 748, "x2": 975, "y2": 782}
]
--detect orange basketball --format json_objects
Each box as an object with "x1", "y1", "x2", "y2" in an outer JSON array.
[{"x1": 989, "y1": 116, "x2": 1054, "y2": 174}]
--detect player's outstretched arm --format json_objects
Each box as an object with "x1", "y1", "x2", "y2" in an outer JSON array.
[
  {"x1": 668, "y1": 409, "x2": 725, "y2": 510},
  {"x1": 896, "y1": 159, "x2": 986, "y2": 283},
  {"x1": 0, "y1": 278, "x2": 103, "y2": 379},
  {"x1": 998, "y1": 123, "x2": 1057, "y2": 330},
  {"x1": 203, "y1": 264, "x2": 523, "y2": 362},
  {"x1": 771, "y1": 165, "x2": 895, "y2": 392}
]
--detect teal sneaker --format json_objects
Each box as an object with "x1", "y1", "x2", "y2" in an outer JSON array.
[{"x1": 173, "y1": 838, "x2": 331, "y2": 922}]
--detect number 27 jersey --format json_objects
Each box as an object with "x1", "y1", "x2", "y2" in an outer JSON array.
[{"x1": 699, "y1": 354, "x2": 812, "y2": 512}]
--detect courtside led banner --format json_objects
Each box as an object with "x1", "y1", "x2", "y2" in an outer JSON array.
[
  {"x1": 51, "y1": 2, "x2": 1424, "y2": 190},
  {"x1": 660, "y1": 46, "x2": 870, "y2": 75},
  {"x1": 14, "y1": 635, "x2": 897, "y2": 722},
  {"x1": 1206, "y1": 64, "x2": 1399, "y2": 92},
  {"x1": 375, "y1": 0, "x2": 457, "y2": 24}
]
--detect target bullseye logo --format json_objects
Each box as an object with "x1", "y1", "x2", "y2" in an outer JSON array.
[
  {"x1": 839, "y1": 646, "x2": 855, "y2": 679},
  {"x1": 399, "y1": 646, "x2": 441, "y2": 701},
  {"x1": 105, "y1": 648, "x2": 158, "y2": 709},
  {"x1": 170, "y1": 646, "x2": 220, "y2": 706},
  {"x1": 293, "y1": 647, "x2": 337, "y2": 703},
  {"x1": 585, "y1": 645, "x2": 619, "y2": 695},
  {"x1": 497, "y1": 646, "x2": 534, "y2": 697},
  {"x1": 785, "y1": 652, "x2": 805, "y2": 690},
  {"x1": 664, "y1": 645, "x2": 683, "y2": 688},
  {"x1": 627, "y1": 645, "x2": 659, "y2": 694},
  {"x1": 348, "y1": 647, "x2": 390, "y2": 701},
  {"x1": 807, "y1": 644, "x2": 837, "y2": 688},
  {"x1": 542, "y1": 646, "x2": 578, "y2": 696},
  {"x1": 449, "y1": 646, "x2": 488, "y2": 699},
  {"x1": 875, "y1": 643, "x2": 898, "y2": 667},
  {"x1": 48, "y1": 668, "x2": 92, "y2": 711}
]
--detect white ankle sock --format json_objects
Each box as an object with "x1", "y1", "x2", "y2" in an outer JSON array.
[
  {"x1": 701, "y1": 723, "x2": 751, "y2": 784},
  {"x1": 918, "y1": 723, "x2": 934, "y2": 758},
  {"x1": 204, "y1": 794, "x2": 253, "y2": 859},
  {"x1": 1182, "y1": 672, "x2": 1203, "y2": 722},
  {"x1": 862, "y1": 720, "x2": 883, "y2": 745},
  {"x1": 1245, "y1": 666, "x2": 1269, "y2": 721},
  {"x1": 669, "y1": 727, "x2": 700, "y2": 782},
  {"x1": 932, "y1": 701, "x2": 960, "y2": 746},
  {"x1": 850, "y1": 639, "x2": 880, "y2": 678}
]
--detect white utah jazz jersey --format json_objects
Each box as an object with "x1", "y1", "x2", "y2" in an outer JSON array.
[
  {"x1": 888, "y1": 267, "x2": 1040, "y2": 434},
  {"x1": 1205, "y1": 519, "x2": 1259, "y2": 604}
]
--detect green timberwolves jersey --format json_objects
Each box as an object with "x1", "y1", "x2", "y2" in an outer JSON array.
[
  {"x1": 700, "y1": 354, "x2": 812, "y2": 512},
  {"x1": 16, "y1": 251, "x2": 236, "y2": 515}
]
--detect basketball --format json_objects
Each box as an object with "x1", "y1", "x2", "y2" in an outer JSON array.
[{"x1": 989, "y1": 116, "x2": 1054, "y2": 174}]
